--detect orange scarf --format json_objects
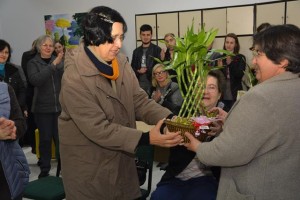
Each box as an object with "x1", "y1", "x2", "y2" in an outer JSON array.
[
  {"x1": 100, "y1": 58, "x2": 119, "y2": 80},
  {"x1": 85, "y1": 46, "x2": 120, "y2": 80}
]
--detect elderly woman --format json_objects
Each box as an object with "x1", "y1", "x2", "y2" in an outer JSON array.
[
  {"x1": 150, "y1": 63, "x2": 183, "y2": 168},
  {"x1": 27, "y1": 35, "x2": 64, "y2": 179},
  {"x1": 151, "y1": 70, "x2": 225, "y2": 200},
  {"x1": 185, "y1": 24, "x2": 300, "y2": 200},
  {"x1": 151, "y1": 63, "x2": 183, "y2": 115},
  {"x1": 58, "y1": 6, "x2": 182, "y2": 200}
]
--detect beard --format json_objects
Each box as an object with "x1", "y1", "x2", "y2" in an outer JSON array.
[{"x1": 142, "y1": 40, "x2": 151, "y2": 45}]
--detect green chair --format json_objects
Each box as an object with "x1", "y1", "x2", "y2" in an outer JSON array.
[
  {"x1": 136, "y1": 145, "x2": 154, "y2": 200},
  {"x1": 23, "y1": 141, "x2": 65, "y2": 200}
]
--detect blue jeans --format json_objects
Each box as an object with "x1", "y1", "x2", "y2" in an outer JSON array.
[{"x1": 151, "y1": 176, "x2": 218, "y2": 200}]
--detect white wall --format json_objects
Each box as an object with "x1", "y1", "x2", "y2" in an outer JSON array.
[{"x1": 0, "y1": 0, "x2": 277, "y2": 65}]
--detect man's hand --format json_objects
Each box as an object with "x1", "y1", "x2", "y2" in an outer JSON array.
[
  {"x1": 149, "y1": 119, "x2": 182, "y2": 147},
  {"x1": 183, "y1": 132, "x2": 201, "y2": 152},
  {"x1": 137, "y1": 67, "x2": 147, "y2": 74}
]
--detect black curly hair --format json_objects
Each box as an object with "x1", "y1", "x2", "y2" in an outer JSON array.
[{"x1": 81, "y1": 6, "x2": 127, "y2": 46}]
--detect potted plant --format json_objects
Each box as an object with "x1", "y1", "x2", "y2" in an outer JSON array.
[{"x1": 161, "y1": 24, "x2": 233, "y2": 142}]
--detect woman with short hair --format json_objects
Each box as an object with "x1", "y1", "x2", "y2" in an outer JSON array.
[
  {"x1": 27, "y1": 34, "x2": 64, "y2": 179},
  {"x1": 185, "y1": 24, "x2": 300, "y2": 200}
]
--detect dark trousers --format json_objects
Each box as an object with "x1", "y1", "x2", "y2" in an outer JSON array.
[
  {"x1": 35, "y1": 112, "x2": 59, "y2": 173},
  {"x1": 21, "y1": 110, "x2": 37, "y2": 150},
  {"x1": 151, "y1": 176, "x2": 218, "y2": 200},
  {"x1": 25, "y1": 88, "x2": 37, "y2": 150}
]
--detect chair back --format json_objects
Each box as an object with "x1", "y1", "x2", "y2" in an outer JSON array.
[{"x1": 23, "y1": 137, "x2": 64, "y2": 200}]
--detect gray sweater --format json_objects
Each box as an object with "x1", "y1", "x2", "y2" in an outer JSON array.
[{"x1": 197, "y1": 72, "x2": 300, "y2": 200}]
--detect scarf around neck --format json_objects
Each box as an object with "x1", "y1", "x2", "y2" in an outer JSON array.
[
  {"x1": 0, "y1": 63, "x2": 5, "y2": 78},
  {"x1": 84, "y1": 46, "x2": 119, "y2": 80}
]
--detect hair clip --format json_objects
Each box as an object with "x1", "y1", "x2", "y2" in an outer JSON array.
[{"x1": 98, "y1": 13, "x2": 113, "y2": 24}]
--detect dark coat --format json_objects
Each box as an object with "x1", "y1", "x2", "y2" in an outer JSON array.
[
  {"x1": 161, "y1": 146, "x2": 195, "y2": 182},
  {"x1": 21, "y1": 49, "x2": 37, "y2": 102},
  {"x1": 3, "y1": 63, "x2": 27, "y2": 111},
  {"x1": 59, "y1": 44, "x2": 171, "y2": 200},
  {"x1": 7, "y1": 85, "x2": 26, "y2": 138},
  {"x1": 131, "y1": 43, "x2": 162, "y2": 81},
  {"x1": 221, "y1": 54, "x2": 246, "y2": 100},
  {"x1": 27, "y1": 54, "x2": 64, "y2": 113}
]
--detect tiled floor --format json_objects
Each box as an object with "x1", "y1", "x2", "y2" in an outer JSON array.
[
  {"x1": 23, "y1": 121, "x2": 165, "y2": 200},
  {"x1": 23, "y1": 146, "x2": 164, "y2": 200}
]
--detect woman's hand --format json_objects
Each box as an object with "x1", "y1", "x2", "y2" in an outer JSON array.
[
  {"x1": 52, "y1": 52, "x2": 64, "y2": 66},
  {"x1": 0, "y1": 117, "x2": 17, "y2": 140},
  {"x1": 217, "y1": 59, "x2": 223, "y2": 67},
  {"x1": 208, "y1": 120, "x2": 223, "y2": 137},
  {"x1": 160, "y1": 48, "x2": 166, "y2": 61},
  {"x1": 149, "y1": 119, "x2": 182, "y2": 147},
  {"x1": 151, "y1": 90, "x2": 162, "y2": 102},
  {"x1": 208, "y1": 107, "x2": 228, "y2": 123},
  {"x1": 183, "y1": 132, "x2": 201, "y2": 152},
  {"x1": 226, "y1": 56, "x2": 232, "y2": 65}
]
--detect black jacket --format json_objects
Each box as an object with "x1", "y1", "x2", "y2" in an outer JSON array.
[
  {"x1": 160, "y1": 146, "x2": 195, "y2": 182},
  {"x1": 27, "y1": 54, "x2": 64, "y2": 113},
  {"x1": 8, "y1": 85, "x2": 26, "y2": 138},
  {"x1": 221, "y1": 54, "x2": 246, "y2": 100},
  {"x1": 2, "y1": 63, "x2": 27, "y2": 111},
  {"x1": 131, "y1": 43, "x2": 161, "y2": 81}
]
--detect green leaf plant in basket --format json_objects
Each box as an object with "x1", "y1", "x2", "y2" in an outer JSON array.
[{"x1": 162, "y1": 23, "x2": 233, "y2": 143}]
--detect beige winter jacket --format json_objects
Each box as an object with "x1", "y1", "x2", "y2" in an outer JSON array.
[{"x1": 58, "y1": 44, "x2": 171, "y2": 200}]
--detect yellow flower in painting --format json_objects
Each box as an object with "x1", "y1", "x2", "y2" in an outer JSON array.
[{"x1": 55, "y1": 18, "x2": 71, "y2": 28}]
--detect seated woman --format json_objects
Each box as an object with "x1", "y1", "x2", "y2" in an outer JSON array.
[
  {"x1": 150, "y1": 63, "x2": 183, "y2": 115},
  {"x1": 150, "y1": 63, "x2": 183, "y2": 169},
  {"x1": 151, "y1": 70, "x2": 225, "y2": 200}
]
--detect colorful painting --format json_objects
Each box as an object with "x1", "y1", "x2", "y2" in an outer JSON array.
[{"x1": 44, "y1": 12, "x2": 87, "y2": 48}]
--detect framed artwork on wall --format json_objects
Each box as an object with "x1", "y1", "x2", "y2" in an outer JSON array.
[{"x1": 44, "y1": 12, "x2": 87, "y2": 48}]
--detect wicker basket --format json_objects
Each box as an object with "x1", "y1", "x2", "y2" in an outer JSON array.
[{"x1": 164, "y1": 119, "x2": 210, "y2": 142}]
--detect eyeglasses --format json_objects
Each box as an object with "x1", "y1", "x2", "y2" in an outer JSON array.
[
  {"x1": 42, "y1": 44, "x2": 54, "y2": 48},
  {"x1": 205, "y1": 84, "x2": 218, "y2": 92},
  {"x1": 153, "y1": 71, "x2": 166, "y2": 77},
  {"x1": 249, "y1": 47, "x2": 264, "y2": 58},
  {"x1": 111, "y1": 35, "x2": 125, "y2": 43}
]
